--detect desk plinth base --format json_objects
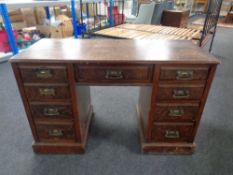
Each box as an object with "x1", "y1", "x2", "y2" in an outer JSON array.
[
  {"x1": 32, "y1": 108, "x2": 94, "y2": 154},
  {"x1": 32, "y1": 142, "x2": 86, "y2": 154},
  {"x1": 136, "y1": 105, "x2": 196, "y2": 155}
]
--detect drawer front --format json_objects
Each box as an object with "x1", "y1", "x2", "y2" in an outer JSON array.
[
  {"x1": 36, "y1": 123, "x2": 75, "y2": 143},
  {"x1": 76, "y1": 64, "x2": 153, "y2": 83},
  {"x1": 19, "y1": 65, "x2": 68, "y2": 83},
  {"x1": 160, "y1": 66, "x2": 209, "y2": 81},
  {"x1": 24, "y1": 85, "x2": 70, "y2": 101},
  {"x1": 153, "y1": 103, "x2": 199, "y2": 122},
  {"x1": 152, "y1": 124, "x2": 193, "y2": 142},
  {"x1": 31, "y1": 103, "x2": 73, "y2": 120},
  {"x1": 157, "y1": 84, "x2": 205, "y2": 100}
]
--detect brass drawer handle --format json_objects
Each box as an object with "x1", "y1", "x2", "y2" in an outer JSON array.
[
  {"x1": 176, "y1": 70, "x2": 193, "y2": 80},
  {"x1": 168, "y1": 109, "x2": 184, "y2": 117},
  {"x1": 39, "y1": 88, "x2": 55, "y2": 96},
  {"x1": 173, "y1": 89, "x2": 190, "y2": 99},
  {"x1": 165, "y1": 130, "x2": 180, "y2": 139},
  {"x1": 49, "y1": 129, "x2": 63, "y2": 137},
  {"x1": 35, "y1": 69, "x2": 53, "y2": 78},
  {"x1": 105, "y1": 70, "x2": 124, "y2": 80},
  {"x1": 43, "y1": 107, "x2": 60, "y2": 116}
]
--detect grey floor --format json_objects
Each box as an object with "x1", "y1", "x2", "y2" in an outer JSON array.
[{"x1": 0, "y1": 27, "x2": 233, "y2": 175}]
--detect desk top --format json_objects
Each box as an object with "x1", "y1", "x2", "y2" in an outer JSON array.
[{"x1": 10, "y1": 39, "x2": 219, "y2": 64}]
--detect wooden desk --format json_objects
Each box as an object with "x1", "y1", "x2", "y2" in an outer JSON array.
[{"x1": 10, "y1": 39, "x2": 219, "y2": 154}]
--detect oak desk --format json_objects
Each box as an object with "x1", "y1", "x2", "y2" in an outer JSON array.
[{"x1": 10, "y1": 39, "x2": 219, "y2": 154}]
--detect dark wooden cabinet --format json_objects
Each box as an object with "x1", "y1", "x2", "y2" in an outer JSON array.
[
  {"x1": 10, "y1": 39, "x2": 219, "y2": 154},
  {"x1": 161, "y1": 9, "x2": 190, "y2": 28}
]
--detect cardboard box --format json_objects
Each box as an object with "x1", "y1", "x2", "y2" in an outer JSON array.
[
  {"x1": 11, "y1": 22, "x2": 27, "y2": 30},
  {"x1": 34, "y1": 7, "x2": 46, "y2": 25},
  {"x1": 36, "y1": 15, "x2": 73, "y2": 38},
  {"x1": 10, "y1": 15, "x2": 23, "y2": 23},
  {"x1": 21, "y1": 8, "x2": 37, "y2": 27}
]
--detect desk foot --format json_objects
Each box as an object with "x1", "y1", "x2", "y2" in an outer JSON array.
[
  {"x1": 32, "y1": 106, "x2": 94, "y2": 154},
  {"x1": 136, "y1": 105, "x2": 196, "y2": 155}
]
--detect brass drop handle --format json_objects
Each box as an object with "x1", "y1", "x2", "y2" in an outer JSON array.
[
  {"x1": 39, "y1": 88, "x2": 55, "y2": 96},
  {"x1": 165, "y1": 130, "x2": 180, "y2": 139},
  {"x1": 168, "y1": 109, "x2": 184, "y2": 117},
  {"x1": 105, "y1": 70, "x2": 124, "y2": 80},
  {"x1": 49, "y1": 129, "x2": 63, "y2": 137},
  {"x1": 43, "y1": 107, "x2": 60, "y2": 116},
  {"x1": 173, "y1": 89, "x2": 190, "y2": 99},
  {"x1": 35, "y1": 69, "x2": 52, "y2": 78},
  {"x1": 176, "y1": 70, "x2": 193, "y2": 80}
]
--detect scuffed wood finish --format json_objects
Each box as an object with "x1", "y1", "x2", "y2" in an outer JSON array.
[
  {"x1": 19, "y1": 64, "x2": 68, "y2": 83},
  {"x1": 151, "y1": 123, "x2": 194, "y2": 142},
  {"x1": 137, "y1": 105, "x2": 195, "y2": 154},
  {"x1": 30, "y1": 102, "x2": 73, "y2": 121},
  {"x1": 10, "y1": 39, "x2": 219, "y2": 64},
  {"x1": 153, "y1": 103, "x2": 199, "y2": 122},
  {"x1": 24, "y1": 84, "x2": 70, "y2": 102},
  {"x1": 36, "y1": 122, "x2": 76, "y2": 143},
  {"x1": 11, "y1": 63, "x2": 39, "y2": 142},
  {"x1": 159, "y1": 66, "x2": 209, "y2": 81},
  {"x1": 157, "y1": 83, "x2": 205, "y2": 100},
  {"x1": 10, "y1": 39, "x2": 219, "y2": 154}
]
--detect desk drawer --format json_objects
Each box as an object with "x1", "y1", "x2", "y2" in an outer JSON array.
[
  {"x1": 160, "y1": 66, "x2": 209, "y2": 81},
  {"x1": 19, "y1": 65, "x2": 68, "y2": 83},
  {"x1": 36, "y1": 123, "x2": 75, "y2": 143},
  {"x1": 153, "y1": 103, "x2": 199, "y2": 122},
  {"x1": 24, "y1": 84, "x2": 70, "y2": 101},
  {"x1": 157, "y1": 83, "x2": 205, "y2": 100},
  {"x1": 152, "y1": 123, "x2": 193, "y2": 142},
  {"x1": 30, "y1": 103, "x2": 73, "y2": 121},
  {"x1": 75, "y1": 64, "x2": 153, "y2": 84}
]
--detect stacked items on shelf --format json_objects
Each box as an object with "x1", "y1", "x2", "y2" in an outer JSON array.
[
  {"x1": 37, "y1": 14, "x2": 73, "y2": 38},
  {"x1": 79, "y1": 2, "x2": 109, "y2": 34},
  {"x1": 0, "y1": 6, "x2": 75, "y2": 54},
  {"x1": 17, "y1": 27, "x2": 41, "y2": 49}
]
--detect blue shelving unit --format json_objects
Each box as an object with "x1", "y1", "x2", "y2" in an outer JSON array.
[
  {"x1": 71, "y1": 0, "x2": 79, "y2": 38},
  {"x1": 109, "y1": 0, "x2": 113, "y2": 27},
  {"x1": 0, "y1": 3, "x2": 19, "y2": 55}
]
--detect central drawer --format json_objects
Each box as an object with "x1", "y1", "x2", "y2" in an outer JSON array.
[{"x1": 75, "y1": 64, "x2": 153, "y2": 84}]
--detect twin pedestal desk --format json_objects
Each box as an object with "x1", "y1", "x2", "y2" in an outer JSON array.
[{"x1": 10, "y1": 39, "x2": 219, "y2": 154}]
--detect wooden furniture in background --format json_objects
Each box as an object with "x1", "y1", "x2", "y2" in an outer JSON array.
[
  {"x1": 161, "y1": 9, "x2": 190, "y2": 28},
  {"x1": 225, "y1": 2, "x2": 233, "y2": 23},
  {"x1": 10, "y1": 39, "x2": 219, "y2": 154},
  {"x1": 95, "y1": 24, "x2": 202, "y2": 43}
]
